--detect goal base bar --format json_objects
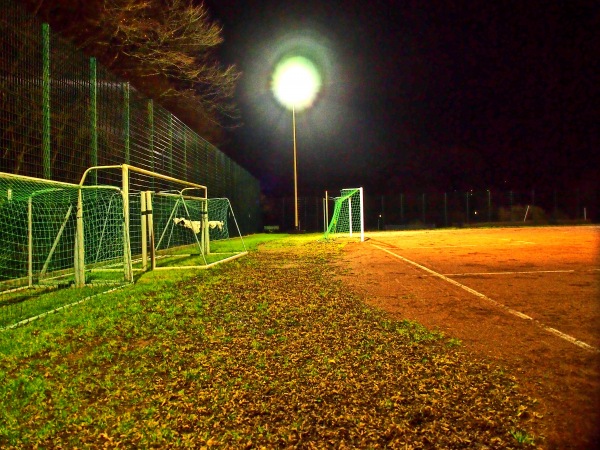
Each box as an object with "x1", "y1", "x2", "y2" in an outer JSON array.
[{"x1": 152, "y1": 251, "x2": 248, "y2": 270}]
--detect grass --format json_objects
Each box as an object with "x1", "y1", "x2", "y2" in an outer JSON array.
[{"x1": 0, "y1": 233, "x2": 538, "y2": 448}]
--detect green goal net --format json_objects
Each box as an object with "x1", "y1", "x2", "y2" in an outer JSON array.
[
  {"x1": 324, "y1": 187, "x2": 365, "y2": 241},
  {"x1": 0, "y1": 172, "x2": 127, "y2": 293},
  {"x1": 76, "y1": 165, "x2": 247, "y2": 272},
  {"x1": 206, "y1": 197, "x2": 247, "y2": 256},
  {"x1": 149, "y1": 195, "x2": 246, "y2": 268}
]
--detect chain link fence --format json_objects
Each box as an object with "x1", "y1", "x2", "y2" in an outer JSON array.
[
  {"x1": 264, "y1": 188, "x2": 596, "y2": 233},
  {"x1": 0, "y1": 0, "x2": 260, "y2": 235}
]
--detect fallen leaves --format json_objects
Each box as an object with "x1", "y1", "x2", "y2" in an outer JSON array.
[{"x1": 0, "y1": 239, "x2": 539, "y2": 448}]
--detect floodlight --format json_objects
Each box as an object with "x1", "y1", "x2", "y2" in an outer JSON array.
[{"x1": 272, "y1": 56, "x2": 321, "y2": 111}]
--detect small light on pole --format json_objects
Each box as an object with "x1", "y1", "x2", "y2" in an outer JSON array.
[{"x1": 272, "y1": 56, "x2": 321, "y2": 230}]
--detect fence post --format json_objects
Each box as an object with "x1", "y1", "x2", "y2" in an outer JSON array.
[
  {"x1": 466, "y1": 192, "x2": 470, "y2": 224},
  {"x1": 422, "y1": 193, "x2": 426, "y2": 223},
  {"x1": 444, "y1": 192, "x2": 448, "y2": 227},
  {"x1": 168, "y1": 114, "x2": 174, "y2": 177},
  {"x1": 183, "y1": 131, "x2": 187, "y2": 180},
  {"x1": 315, "y1": 196, "x2": 319, "y2": 231},
  {"x1": 148, "y1": 100, "x2": 154, "y2": 190},
  {"x1": 42, "y1": 23, "x2": 51, "y2": 180},
  {"x1": 400, "y1": 193, "x2": 404, "y2": 224},
  {"x1": 487, "y1": 190, "x2": 491, "y2": 222},
  {"x1": 90, "y1": 57, "x2": 98, "y2": 185},
  {"x1": 123, "y1": 82, "x2": 130, "y2": 164}
]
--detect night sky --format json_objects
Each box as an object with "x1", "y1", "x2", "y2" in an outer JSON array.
[{"x1": 204, "y1": 0, "x2": 599, "y2": 197}]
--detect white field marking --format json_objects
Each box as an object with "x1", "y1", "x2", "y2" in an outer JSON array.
[
  {"x1": 380, "y1": 242, "x2": 535, "y2": 250},
  {"x1": 370, "y1": 243, "x2": 600, "y2": 353},
  {"x1": 443, "y1": 268, "x2": 600, "y2": 277},
  {"x1": 444, "y1": 269, "x2": 575, "y2": 276}
]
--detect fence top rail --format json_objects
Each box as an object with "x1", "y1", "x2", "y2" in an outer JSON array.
[{"x1": 79, "y1": 165, "x2": 207, "y2": 197}]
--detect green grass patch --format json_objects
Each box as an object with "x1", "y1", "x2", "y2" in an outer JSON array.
[{"x1": 0, "y1": 233, "x2": 538, "y2": 448}]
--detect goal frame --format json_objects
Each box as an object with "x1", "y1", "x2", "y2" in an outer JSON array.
[
  {"x1": 324, "y1": 187, "x2": 365, "y2": 242},
  {"x1": 0, "y1": 171, "x2": 125, "y2": 293},
  {"x1": 79, "y1": 164, "x2": 247, "y2": 277}
]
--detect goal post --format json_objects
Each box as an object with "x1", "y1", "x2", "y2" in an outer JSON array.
[{"x1": 324, "y1": 187, "x2": 364, "y2": 242}]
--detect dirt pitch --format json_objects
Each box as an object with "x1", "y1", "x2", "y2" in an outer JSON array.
[{"x1": 339, "y1": 226, "x2": 600, "y2": 449}]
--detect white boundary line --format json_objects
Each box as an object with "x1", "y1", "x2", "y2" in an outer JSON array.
[
  {"x1": 0, "y1": 285, "x2": 127, "y2": 332},
  {"x1": 370, "y1": 243, "x2": 599, "y2": 353},
  {"x1": 375, "y1": 242, "x2": 536, "y2": 249},
  {"x1": 444, "y1": 269, "x2": 576, "y2": 276}
]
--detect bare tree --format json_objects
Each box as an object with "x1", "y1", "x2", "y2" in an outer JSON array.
[
  {"x1": 96, "y1": 0, "x2": 239, "y2": 124},
  {"x1": 25, "y1": 0, "x2": 240, "y2": 129}
]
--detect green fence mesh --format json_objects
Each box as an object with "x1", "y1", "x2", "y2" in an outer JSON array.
[{"x1": 0, "y1": 0, "x2": 260, "y2": 235}]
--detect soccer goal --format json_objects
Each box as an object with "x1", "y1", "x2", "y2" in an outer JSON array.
[
  {"x1": 79, "y1": 164, "x2": 247, "y2": 273},
  {"x1": 150, "y1": 194, "x2": 246, "y2": 270},
  {"x1": 0, "y1": 171, "x2": 127, "y2": 294},
  {"x1": 324, "y1": 187, "x2": 365, "y2": 242}
]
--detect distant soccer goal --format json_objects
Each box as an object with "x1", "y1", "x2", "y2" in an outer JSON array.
[
  {"x1": 0, "y1": 171, "x2": 127, "y2": 294},
  {"x1": 324, "y1": 187, "x2": 365, "y2": 242}
]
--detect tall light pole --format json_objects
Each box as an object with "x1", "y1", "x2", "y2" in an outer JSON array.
[{"x1": 272, "y1": 56, "x2": 321, "y2": 230}]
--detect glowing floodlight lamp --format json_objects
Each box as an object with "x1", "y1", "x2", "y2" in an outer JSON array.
[
  {"x1": 272, "y1": 56, "x2": 322, "y2": 111},
  {"x1": 271, "y1": 56, "x2": 322, "y2": 231}
]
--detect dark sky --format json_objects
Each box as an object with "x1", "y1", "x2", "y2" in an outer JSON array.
[{"x1": 204, "y1": 0, "x2": 599, "y2": 196}]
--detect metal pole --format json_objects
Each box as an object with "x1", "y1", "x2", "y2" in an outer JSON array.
[
  {"x1": 122, "y1": 165, "x2": 133, "y2": 282},
  {"x1": 400, "y1": 193, "x2": 404, "y2": 224},
  {"x1": 323, "y1": 198, "x2": 326, "y2": 232},
  {"x1": 42, "y1": 23, "x2": 51, "y2": 180},
  {"x1": 348, "y1": 195, "x2": 353, "y2": 237},
  {"x1": 168, "y1": 114, "x2": 174, "y2": 177},
  {"x1": 147, "y1": 192, "x2": 155, "y2": 270},
  {"x1": 466, "y1": 192, "x2": 470, "y2": 224},
  {"x1": 359, "y1": 187, "x2": 365, "y2": 242},
  {"x1": 444, "y1": 192, "x2": 448, "y2": 227},
  {"x1": 324, "y1": 190, "x2": 329, "y2": 232},
  {"x1": 90, "y1": 58, "x2": 98, "y2": 185},
  {"x1": 75, "y1": 189, "x2": 85, "y2": 287},
  {"x1": 293, "y1": 106, "x2": 299, "y2": 230},
  {"x1": 123, "y1": 82, "x2": 130, "y2": 164},
  {"x1": 148, "y1": 100, "x2": 154, "y2": 191},
  {"x1": 28, "y1": 197, "x2": 33, "y2": 287},
  {"x1": 141, "y1": 191, "x2": 147, "y2": 271},
  {"x1": 183, "y1": 132, "x2": 187, "y2": 180}
]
